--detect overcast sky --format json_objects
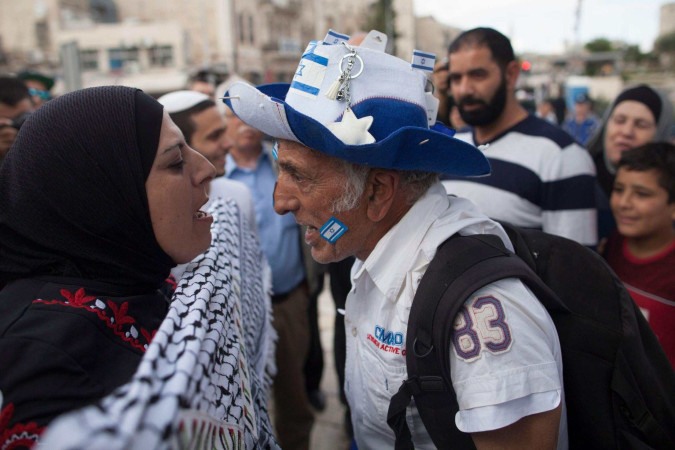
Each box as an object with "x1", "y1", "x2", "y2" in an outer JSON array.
[{"x1": 412, "y1": 0, "x2": 669, "y2": 54}]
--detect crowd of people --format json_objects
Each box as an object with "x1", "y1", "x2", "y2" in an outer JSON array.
[{"x1": 0, "y1": 25, "x2": 673, "y2": 450}]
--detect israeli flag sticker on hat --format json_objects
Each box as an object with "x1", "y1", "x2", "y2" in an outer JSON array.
[
  {"x1": 411, "y1": 50, "x2": 435, "y2": 72},
  {"x1": 324, "y1": 29, "x2": 350, "y2": 45},
  {"x1": 290, "y1": 41, "x2": 329, "y2": 99}
]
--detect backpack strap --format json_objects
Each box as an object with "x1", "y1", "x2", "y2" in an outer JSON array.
[{"x1": 387, "y1": 232, "x2": 563, "y2": 449}]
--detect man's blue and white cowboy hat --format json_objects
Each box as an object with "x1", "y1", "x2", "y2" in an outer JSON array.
[{"x1": 223, "y1": 30, "x2": 489, "y2": 176}]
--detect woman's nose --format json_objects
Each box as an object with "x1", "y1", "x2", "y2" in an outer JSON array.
[{"x1": 192, "y1": 148, "x2": 216, "y2": 185}]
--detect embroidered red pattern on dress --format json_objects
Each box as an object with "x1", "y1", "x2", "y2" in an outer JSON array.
[
  {"x1": 33, "y1": 288, "x2": 155, "y2": 352},
  {"x1": 0, "y1": 403, "x2": 44, "y2": 450}
]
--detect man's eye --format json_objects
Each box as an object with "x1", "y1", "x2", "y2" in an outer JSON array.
[{"x1": 291, "y1": 172, "x2": 304, "y2": 182}]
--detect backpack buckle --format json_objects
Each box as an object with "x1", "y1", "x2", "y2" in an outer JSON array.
[{"x1": 403, "y1": 376, "x2": 446, "y2": 396}]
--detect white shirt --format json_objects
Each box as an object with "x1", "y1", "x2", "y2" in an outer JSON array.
[{"x1": 344, "y1": 182, "x2": 567, "y2": 449}]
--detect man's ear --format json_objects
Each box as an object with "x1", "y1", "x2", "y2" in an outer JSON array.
[
  {"x1": 505, "y1": 59, "x2": 520, "y2": 90},
  {"x1": 366, "y1": 169, "x2": 400, "y2": 222}
]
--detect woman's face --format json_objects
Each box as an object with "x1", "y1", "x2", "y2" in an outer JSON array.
[
  {"x1": 604, "y1": 100, "x2": 657, "y2": 165},
  {"x1": 146, "y1": 112, "x2": 216, "y2": 263}
]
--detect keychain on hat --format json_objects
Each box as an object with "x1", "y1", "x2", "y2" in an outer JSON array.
[
  {"x1": 325, "y1": 43, "x2": 363, "y2": 102},
  {"x1": 325, "y1": 43, "x2": 374, "y2": 146}
]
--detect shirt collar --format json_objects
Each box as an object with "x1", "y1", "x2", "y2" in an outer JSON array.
[
  {"x1": 353, "y1": 182, "x2": 449, "y2": 303},
  {"x1": 225, "y1": 147, "x2": 271, "y2": 177}
]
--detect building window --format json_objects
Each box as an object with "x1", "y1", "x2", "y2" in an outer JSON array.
[
  {"x1": 248, "y1": 15, "x2": 254, "y2": 44},
  {"x1": 238, "y1": 13, "x2": 245, "y2": 43},
  {"x1": 80, "y1": 49, "x2": 99, "y2": 71},
  {"x1": 108, "y1": 46, "x2": 139, "y2": 71},
  {"x1": 35, "y1": 21, "x2": 49, "y2": 50},
  {"x1": 279, "y1": 38, "x2": 301, "y2": 55},
  {"x1": 149, "y1": 45, "x2": 173, "y2": 67}
]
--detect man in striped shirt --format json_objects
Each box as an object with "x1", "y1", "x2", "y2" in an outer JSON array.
[{"x1": 442, "y1": 28, "x2": 597, "y2": 246}]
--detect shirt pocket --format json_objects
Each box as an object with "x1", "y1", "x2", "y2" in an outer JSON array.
[{"x1": 359, "y1": 339, "x2": 408, "y2": 424}]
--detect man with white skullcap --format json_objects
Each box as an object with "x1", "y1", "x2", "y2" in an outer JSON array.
[{"x1": 158, "y1": 90, "x2": 255, "y2": 225}]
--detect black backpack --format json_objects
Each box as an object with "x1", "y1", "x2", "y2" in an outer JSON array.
[{"x1": 387, "y1": 224, "x2": 675, "y2": 450}]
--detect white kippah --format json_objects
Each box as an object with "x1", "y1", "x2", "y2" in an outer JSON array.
[{"x1": 158, "y1": 90, "x2": 211, "y2": 113}]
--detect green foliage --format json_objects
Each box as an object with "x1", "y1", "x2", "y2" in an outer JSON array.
[
  {"x1": 655, "y1": 32, "x2": 675, "y2": 53},
  {"x1": 584, "y1": 38, "x2": 613, "y2": 53},
  {"x1": 624, "y1": 45, "x2": 645, "y2": 63}
]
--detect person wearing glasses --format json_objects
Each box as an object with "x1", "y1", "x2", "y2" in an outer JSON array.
[
  {"x1": 18, "y1": 70, "x2": 54, "y2": 108},
  {"x1": 0, "y1": 76, "x2": 34, "y2": 166}
]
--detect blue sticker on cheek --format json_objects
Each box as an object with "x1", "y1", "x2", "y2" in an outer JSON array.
[{"x1": 319, "y1": 217, "x2": 348, "y2": 243}]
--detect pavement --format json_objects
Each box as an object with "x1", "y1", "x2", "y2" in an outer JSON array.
[{"x1": 309, "y1": 280, "x2": 352, "y2": 450}]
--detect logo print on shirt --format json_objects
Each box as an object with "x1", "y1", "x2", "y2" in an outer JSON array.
[{"x1": 367, "y1": 325, "x2": 406, "y2": 356}]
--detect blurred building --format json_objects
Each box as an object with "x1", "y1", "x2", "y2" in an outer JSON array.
[
  {"x1": 660, "y1": 2, "x2": 675, "y2": 37},
  {"x1": 414, "y1": 15, "x2": 462, "y2": 62},
  {"x1": 0, "y1": 0, "x2": 425, "y2": 96}
]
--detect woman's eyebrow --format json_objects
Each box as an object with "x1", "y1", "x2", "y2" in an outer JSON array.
[{"x1": 162, "y1": 142, "x2": 181, "y2": 155}]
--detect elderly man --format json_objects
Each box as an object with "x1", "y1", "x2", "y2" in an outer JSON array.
[{"x1": 224, "y1": 30, "x2": 566, "y2": 449}]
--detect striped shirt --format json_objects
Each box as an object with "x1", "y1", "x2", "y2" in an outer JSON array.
[{"x1": 442, "y1": 115, "x2": 597, "y2": 246}]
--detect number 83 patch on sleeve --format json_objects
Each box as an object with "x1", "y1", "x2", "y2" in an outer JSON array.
[{"x1": 452, "y1": 295, "x2": 513, "y2": 362}]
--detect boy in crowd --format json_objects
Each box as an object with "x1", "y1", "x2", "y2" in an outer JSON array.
[{"x1": 603, "y1": 142, "x2": 675, "y2": 367}]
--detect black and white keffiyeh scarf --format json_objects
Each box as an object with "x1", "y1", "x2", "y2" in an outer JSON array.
[{"x1": 38, "y1": 200, "x2": 279, "y2": 450}]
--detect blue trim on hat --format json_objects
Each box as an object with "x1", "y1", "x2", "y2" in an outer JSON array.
[
  {"x1": 350, "y1": 98, "x2": 428, "y2": 141},
  {"x1": 257, "y1": 82, "x2": 290, "y2": 101}
]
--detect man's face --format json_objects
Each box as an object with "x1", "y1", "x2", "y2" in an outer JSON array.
[
  {"x1": 0, "y1": 98, "x2": 33, "y2": 159},
  {"x1": 190, "y1": 81, "x2": 214, "y2": 99},
  {"x1": 574, "y1": 101, "x2": 591, "y2": 119},
  {"x1": 190, "y1": 106, "x2": 230, "y2": 176},
  {"x1": 610, "y1": 167, "x2": 675, "y2": 240},
  {"x1": 273, "y1": 139, "x2": 371, "y2": 264},
  {"x1": 224, "y1": 107, "x2": 264, "y2": 154},
  {"x1": 24, "y1": 79, "x2": 50, "y2": 107},
  {"x1": 448, "y1": 46, "x2": 508, "y2": 126},
  {"x1": 0, "y1": 98, "x2": 33, "y2": 122}
]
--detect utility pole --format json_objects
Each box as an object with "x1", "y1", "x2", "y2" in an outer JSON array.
[
  {"x1": 200, "y1": 0, "x2": 211, "y2": 68},
  {"x1": 384, "y1": 0, "x2": 394, "y2": 54},
  {"x1": 574, "y1": 0, "x2": 583, "y2": 51}
]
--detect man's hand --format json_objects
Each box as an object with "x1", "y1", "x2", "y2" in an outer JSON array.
[
  {"x1": 432, "y1": 61, "x2": 450, "y2": 125},
  {"x1": 432, "y1": 61, "x2": 450, "y2": 97}
]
